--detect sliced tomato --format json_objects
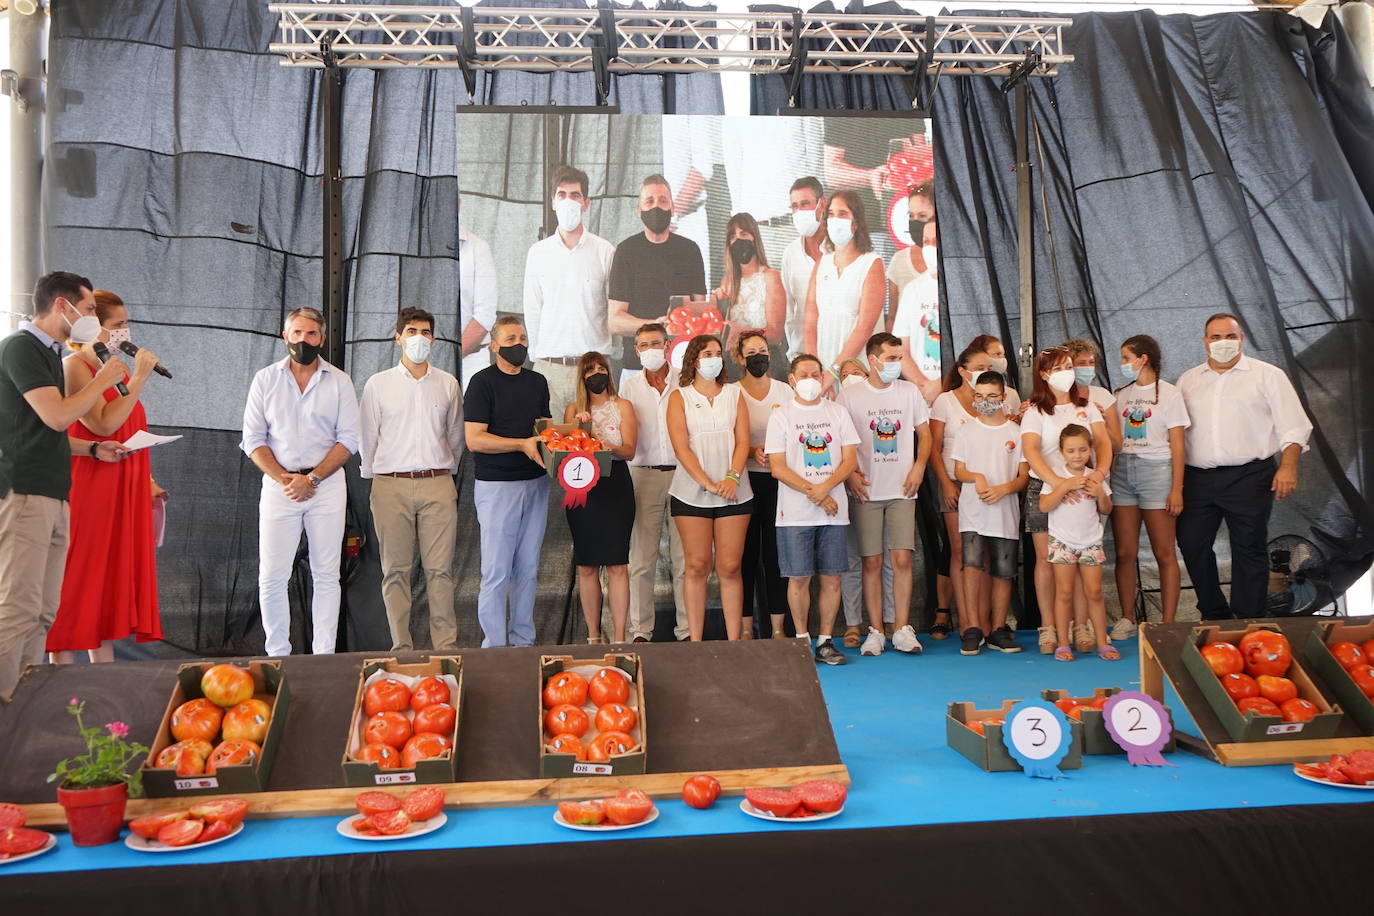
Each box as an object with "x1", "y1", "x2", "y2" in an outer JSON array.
[
  {"x1": 129, "y1": 810, "x2": 190, "y2": 840},
  {"x1": 355, "y1": 790, "x2": 401, "y2": 817},
  {"x1": 368, "y1": 809, "x2": 412, "y2": 836},
  {"x1": 0, "y1": 803, "x2": 25, "y2": 830},
  {"x1": 189, "y1": 798, "x2": 249, "y2": 827},
  {"x1": 351, "y1": 816, "x2": 380, "y2": 836},
  {"x1": 744, "y1": 787, "x2": 802, "y2": 817},
  {"x1": 1337, "y1": 749, "x2": 1374, "y2": 786},
  {"x1": 557, "y1": 799, "x2": 606, "y2": 825},
  {"x1": 603, "y1": 789, "x2": 653, "y2": 826},
  {"x1": 157, "y1": 818, "x2": 205, "y2": 847},
  {"x1": 402, "y1": 786, "x2": 445, "y2": 822},
  {"x1": 0, "y1": 827, "x2": 50, "y2": 855},
  {"x1": 198, "y1": 819, "x2": 233, "y2": 843},
  {"x1": 794, "y1": 780, "x2": 847, "y2": 813}
]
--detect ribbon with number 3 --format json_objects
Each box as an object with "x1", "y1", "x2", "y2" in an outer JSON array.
[
  {"x1": 557, "y1": 451, "x2": 599, "y2": 509},
  {"x1": 1002, "y1": 700, "x2": 1074, "y2": 779}
]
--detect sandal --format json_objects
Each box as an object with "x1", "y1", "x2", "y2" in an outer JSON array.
[
  {"x1": 929, "y1": 611, "x2": 951, "y2": 640},
  {"x1": 1097, "y1": 644, "x2": 1121, "y2": 661},
  {"x1": 843, "y1": 626, "x2": 862, "y2": 648},
  {"x1": 1054, "y1": 645, "x2": 1074, "y2": 662}
]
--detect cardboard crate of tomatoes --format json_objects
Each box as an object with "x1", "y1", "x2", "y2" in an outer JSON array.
[
  {"x1": 1301, "y1": 618, "x2": 1374, "y2": 735},
  {"x1": 541, "y1": 653, "x2": 646, "y2": 777},
  {"x1": 535, "y1": 420, "x2": 612, "y2": 479},
  {"x1": 141, "y1": 661, "x2": 289, "y2": 797},
  {"x1": 1040, "y1": 688, "x2": 1176, "y2": 756},
  {"x1": 946, "y1": 700, "x2": 1084, "y2": 773},
  {"x1": 342, "y1": 656, "x2": 463, "y2": 787},
  {"x1": 1184, "y1": 623, "x2": 1344, "y2": 742}
]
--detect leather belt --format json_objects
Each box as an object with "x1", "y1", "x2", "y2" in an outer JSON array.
[
  {"x1": 285, "y1": 468, "x2": 314, "y2": 476},
  {"x1": 538, "y1": 356, "x2": 583, "y2": 366},
  {"x1": 644, "y1": 465, "x2": 676, "y2": 471},
  {"x1": 378, "y1": 469, "x2": 450, "y2": 479}
]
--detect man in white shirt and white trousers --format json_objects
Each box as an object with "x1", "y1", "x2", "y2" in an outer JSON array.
[
  {"x1": 459, "y1": 200, "x2": 498, "y2": 385},
  {"x1": 1176, "y1": 313, "x2": 1313, "y2": 619},
  {"x1": 359, "y1": 307, "x2": 464, "y2": 651},
  {"x1": 524, "y1": 165, "x2": 616, "y2": 417},
  {"x1": 241, "y1": 307, "x2": 361, "y2": 656}
]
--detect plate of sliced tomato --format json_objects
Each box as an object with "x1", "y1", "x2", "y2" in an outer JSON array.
[
  {"x1": 1293, "y1": 751, "x2": 1374, "y2": 789},
  {"x1": 126, "y1": 820, "x2": 243, "y2": 852},
  {"x1": 739, "y1": 798, "x2": 843, "y2": 823},
  {"x1": 0, "y1": 828, "x2": 56, "y2": 864},
  {"x1": 337, "y1": 811, "x2": 447, "y2": 841}
]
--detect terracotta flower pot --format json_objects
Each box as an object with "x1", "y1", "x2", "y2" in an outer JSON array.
[{"x1": 56, "y1": 781, "x2": 128, "y2": 846}]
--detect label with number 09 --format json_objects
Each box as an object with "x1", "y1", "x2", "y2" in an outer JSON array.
[{"x1": 1001, "y1": 701, "x2": 1073, "y2": 779}]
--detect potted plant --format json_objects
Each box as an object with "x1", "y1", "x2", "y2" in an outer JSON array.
[{"x1": 47, "y1": 697, "x2": 150, "y2": 846}]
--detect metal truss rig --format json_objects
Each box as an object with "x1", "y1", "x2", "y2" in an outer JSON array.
[{"x1": 267, "y1": 3, "x2": 1071, "y2": 78}]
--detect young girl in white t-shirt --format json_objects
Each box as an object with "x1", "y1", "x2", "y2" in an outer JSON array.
[{"x1": 1039, "y1": 424, "x2": 1117, "y2": 662}]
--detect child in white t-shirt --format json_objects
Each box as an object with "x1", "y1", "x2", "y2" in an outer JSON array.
[
  {"x1": 950, "y1": 371, "x2": 1028, "y2": 656},
  {"x1": 1038, "y1": 424, "x2": 1117, "y2": 662}
]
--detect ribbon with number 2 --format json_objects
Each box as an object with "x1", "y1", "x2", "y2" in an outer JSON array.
[
  {"x1": 1101, "y1": 691, "x2": 1175, "y2": 767},
  {"x1": 557, "y1": 451, "x2": 599, "y2": 509}
]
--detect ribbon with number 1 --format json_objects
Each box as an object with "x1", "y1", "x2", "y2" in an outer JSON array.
[
  {"x1": 557, "y1": 451, "x2": 599, "y2": 509},
  {"x1": 1002, "y1": 700, "x2": 1074, "y2": 779}
]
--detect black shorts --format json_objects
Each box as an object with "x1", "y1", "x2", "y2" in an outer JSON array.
[{"x1": 670, "y1": 496, "x2": 753, "y2": 519}]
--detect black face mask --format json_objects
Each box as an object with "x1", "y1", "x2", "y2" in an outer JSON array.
[
  {"x1": 908, "y1": 219, "x2": 928, "y2": 245},
  {"x1": 287, "y1": 340, "x2": 321, "y2": 365},
  {"x1": 640, "y1": 207, "x2": 672, "y2": 234},
  {"x1": 584, "y1": 372, "x2": 610, "y2": 394},
  {"x1": 729, "y1": 238, "x2": 756, "y2": 265},
  {"x1": 498, "y1": 343, "x2": 528, "y2": 367},
  {"x1": 744, "y1": 353, "x2": 770, "y2": 378}
]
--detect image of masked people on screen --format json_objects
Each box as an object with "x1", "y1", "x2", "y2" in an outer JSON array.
[
  {"x1": 712, "y1": 212, "x2": 785, "y2": 354},
  {"x1": 802, "y1": 190, "x2": 886, "y2": 386},
  {"x1": 780, "y1": 177, "x2": 831, "y2": 362},
  {"x1": 458, "y1": 193, "x2": 498, "y2": 384},
  {"x1": 524, "y1": 165, "x2": 616, "y2": 419},
  {"x1": 608, "y1": 174, "x2": 707, "y2": 368},
  {"x1": 887, "y1": 183, "x2": 942, "y2": 403}
]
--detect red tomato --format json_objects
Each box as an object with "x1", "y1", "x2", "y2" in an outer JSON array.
[
  {"x1": 1052, "y1": 698, "x2": 1077, "y2": 716},
  {"x1": 157, "y1": 818, "x2": 205, "y2": 847},
  {"x1": 1067, "y1": 706, "x2": 1087, "y2": 721},
  {"x1": 538, "y1": 427, "x2": 560, "y2": 442},
  {"x1": 351, "y1": 816, "x2": 380, "y2": 836},
  {"x1": 1363, "y1": 640, "x2": 1374, "y2": 666},
  {"x1": 1236, "y1": 696, "x2": 1282, "y2": 718},
  {"x1": 1347, "y1": 664, "x2": 1374, "y2": 698},
  {"x1": 544, "y1": 704, "x2": 590, "y2": 739},
  {"x1": 1090, "y1": 696, "x2": 1111, "y2": 710},
  {"x1": 0, "y1": 827, "x2": 50, "y2": 855},
  {"x1": 1199, "y1": 641, "x2": 1244, "y2": 677},
  {"x1": 744, "y1": 787, "x2": 802, "y2": 817},
  {"x1": 795, "y1": 779, "x2": 847, "y2": 813},
  {"x1": 967, "y1": 721, "x2": 987, "y2": 736},
  {"x1": 587, "y1": 731, "x2": 636, "y2": 762},
  {"x1": 188, "y1": 798, "x2": 249, "y2": 828},
  {"x1": 170, "y1": 698, "x2": 224, "y2": 743},
  {"x1": 156, "y1": 744, "x2": 207, "y2": 777},
  {"x1": 413, "y1": 702, "x2": 456, "y2": 737},
  {"x1": 166, "y1": 738, "x2": 214, "y2": 762},
  {"x1": 364, "y1": 677, "x2": 412, "y2": 717},
  {"x1": 198, "y1": 819, "x2": 233, "y2": 843},
  {"x1": 200, "y1": 663, "x2": 255, "y2": 708},
  {"x1": 603, "y1": 789, "x2": 654, "y2": 826},
  {"x1": 364, "y1": 710, "x2": 413, "y2": 749},
  {"x1": 546, "y1": 734, "x2": 587, "y2": 760},
  {"x1": 128, "y1": 810, "x2": 189, "y2": 840},
  {"x1": 402, "y1": 786, "x2": 445, "y2": 822},
  {"x1": 1255, "y1": 675, "x2": 1297, "y2": 705},
  {"x1": 682, "y1": 775, "x2": 722, "y2": 809},
  {"x1": 588, "y1": 667, "x2": 631, "y2": 707},
  {"x1": 557, "y1": 799, "x2": 605, "y2": 825},
  {"x1": 1239, "y1": 630, "x2": 1292, "y2": 678},
  {"x1": 206, "y1": 739, "x2": 260, "y2": 775},
  {"x1": 409, "y1": 676, "x2": 450, "y2": 711},
  {"x1": 1337, "y1": 750, "x2": 1374, "y2": 785},
  {"x1": 1279, "y1": 697, "x2": 1319, "y2": 723},
  {"x1": 0, "y1": 803, "x2": 24, "y2": 830},
  {"x1": 221, "y1": 698, "x2": 272, "y2": 745},
  {"x1": 1329, "y1": 641, "x2": 1366, "y2": 671},
  {"x1": 355, "y1": 791, "x2": 401, "y2": 817},
  {"x1": 356, "y1": 742, "x2": 401, "y2": 769},
  {"x1": 542, "y1": 672, "x2": 589, "y2": 709},
  {"x1": 594, "y1": 704, "x2": 638, "y2": 735},
  {"x1": 1219, "y1": 672, "x2": 1259, "y2": 701},
  {"x1": 401, "y1": 733, "x2": 452, "y2": 769},
  {"x1": 368, "y1": 809, "x2": 412, "y2": 836}
]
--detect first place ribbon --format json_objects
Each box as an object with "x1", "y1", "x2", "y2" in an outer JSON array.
[{"x1": 557, "y1": 451, "x2": 599, "y2": 509}]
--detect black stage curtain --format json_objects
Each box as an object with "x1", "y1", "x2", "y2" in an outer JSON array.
[
  {"x1": 43, "y1": 0, "x2": 722, "y2": 657},
  {"x1": 754, "y1": 6, "x2": 1374, "y2": 606}
]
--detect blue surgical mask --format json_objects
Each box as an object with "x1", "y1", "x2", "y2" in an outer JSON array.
[
  {"x1": 1073, "y1": 366, "x2": 1095, "y2": 387},
  {"x1": 697, "y1": 357, "x2": 723, "y2": 381},
  {"x1": 877, "y1": 361, "x2": 902, "y2": 383},
  {"x1": 1119, "y1": 360, "x2": 1140, "y2": 383}
]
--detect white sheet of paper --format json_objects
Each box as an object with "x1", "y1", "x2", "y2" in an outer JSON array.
[{"x1": 121, "y1": 430, "x2": 183, "y2": 451}]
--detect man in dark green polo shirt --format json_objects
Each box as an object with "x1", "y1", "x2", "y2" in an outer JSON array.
[{"x1": 0, "y1": 271, "x2": 129, "y2": 701}]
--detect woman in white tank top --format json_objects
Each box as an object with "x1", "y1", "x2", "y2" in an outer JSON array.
[
  {"x1": 802, "y1": 190, "x2": 886, "y2": 380},
  {"x1": 666, "y1": 335, "x2": 754, "y2": 641}
]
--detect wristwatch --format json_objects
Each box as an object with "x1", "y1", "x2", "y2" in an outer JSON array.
[
  {"x1": 88, "y1": 440, "x2": 100, "y2": 460},
  {"x1": 308, "y1": 473, "x2": 323, "y2": 488}
]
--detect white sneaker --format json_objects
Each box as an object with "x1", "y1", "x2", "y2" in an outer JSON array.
[
  {"x1": 860, "y1": 627, "x2": 886, "y2": 656},
  {"x1": 1110, "y1": 617, "x2": 1139, "y2": 641},
  {"x1": 892, "y1": 624, "x2": 923, "y2": 654}
]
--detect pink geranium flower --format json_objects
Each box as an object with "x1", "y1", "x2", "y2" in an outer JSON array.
[{"x1": 105, "y1": 721, "x2": 129, "y2": 739}]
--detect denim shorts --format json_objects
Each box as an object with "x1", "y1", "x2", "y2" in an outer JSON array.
[
  {"x1": 961, "y1": 532, "x2": 1018, "y2": 580},
  {"x1": 1110, "y1": 454, "x2": 1173, "y2": 510},
  {"x1": 776, "y1": 524, "x2": 849, "y2": 578},
  {"x1": 1023, "y1": 478, "x2": 1049, "y2": 534}
]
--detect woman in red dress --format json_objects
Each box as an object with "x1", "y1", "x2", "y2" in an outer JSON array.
[{"x1": 47, "y1": 290, "x2": 166, "y2": 663}]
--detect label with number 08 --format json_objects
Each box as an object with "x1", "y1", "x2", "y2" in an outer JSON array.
[{"x1": 1001, "y1": 701, "x2": 1073, "y2": 779}]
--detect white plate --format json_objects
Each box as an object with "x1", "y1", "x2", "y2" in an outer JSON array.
[
  {"x1": 739, "y1": 798, "x2": 844, "y2": 823},
  {"x1": 553, "y1": 806, "x2": 659, "y2": 832},
  {"x1": 0, "y1": 831, "x2": 56, "y2": 865},
  {"x1": 1293, "y1": 764, "x2": 1374, "y2": 790},
  {"x1": 336, "y1": 811, "x2": 448, "y2": 841},
  {"x1": 125, "y1": 821, "x2": 244, "y2": 852}
]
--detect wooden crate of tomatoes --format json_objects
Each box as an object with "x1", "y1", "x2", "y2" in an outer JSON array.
[
  {"x1": 141, "y1": 661, "x2": 290, "y2": 797},
  {"x1": 1183, "y1": 623, "x2": 1344, "y2": 742},
  {"x1": 540, "y1": 653, "x2": 646, "y2": 777},
  {"x1": 1041, "y1": 687, "x2": 1176, "y2": 756},
  {"x1": 945, "y1": 700, "x2": 1084, "y2": 773},
  {"x1": 342, "y1": 656, "x2": 463, "y2": 787},
  {"x1": 535, "y1": 420, "x2": 612, "y2": 479},
  {"x1": 1301, "y1": 618, "x2": 1374, "y2": 735}
]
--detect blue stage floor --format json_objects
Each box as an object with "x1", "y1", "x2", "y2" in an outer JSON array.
[{"x1": 5, "y1": 633, "x2": 1370, "y2": 876}]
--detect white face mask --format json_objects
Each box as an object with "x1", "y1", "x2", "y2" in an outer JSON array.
[
  {"x1": 794, "y1": 378, "x2": 823, "y2": 402},
  {"x1": 827, "y1": 218, "x2": 854, "y2": 248},
  {"x1": 1208, "y1": 339, "x2": 1241, "y2": 363},
  {"x1": 841, "y1": 373, "x2": 865, "y2": 388},
  {"x1": 105, "y1": 327, "x2": 132, "y2": 350},
  {"x1": 876, "y1": 360, "x2": 902, "y2": 383},
  {"x1": 1046, "y1": 369, "x2": 1076, "y2": 393},
  {"x1": 403, "y1": 334, "x2": 432, "y2": 364},
  {"x1": 792, "y1": 207, "x2": 820, "y2": 239},
  {"x1": 553, "y1": 198, "x2": 583, "y2": 233},
  {"x1": 67, "y1": 313, "x2": 102, "y2": 345},
  {"x1": 639, "y1": 347, "x2": 666, "y2": 372},
  {"x1": 988, "y1": 356, "x2": 1009, "y2": 376},
  {"x1": 697, "y1": 357, "x2": 723, "y2": 380},
  {"x1": 922, "y1": 245, "x2": 938, "y2": 276}
]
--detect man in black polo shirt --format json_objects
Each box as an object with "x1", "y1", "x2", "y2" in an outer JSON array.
[
  {"x1": 0, "y1": 271, "x2": 128, "y2": 700},
  {"x1": 463, "y1": 316, "x2": 551, "y2": 647}
]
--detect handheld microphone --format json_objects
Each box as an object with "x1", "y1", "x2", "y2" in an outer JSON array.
[
  {"x1": 90, "y1": 342, "x2": 130, "y2": 397},
  {"x1": 118, "y1": 340, "x2": 173, "y2": 379}
]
